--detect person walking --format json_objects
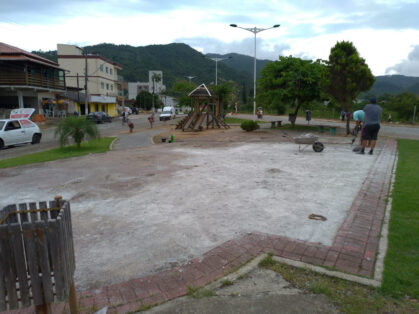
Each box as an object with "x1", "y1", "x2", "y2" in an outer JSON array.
[
  {"x1": 122, "y1": 110, "x2": 127, "y2": 125},
  {"x1": 341, "y1": 110, "x2": 345, "y2": 121},
  {"x1": 358, "y1": 98, "x2": 382, "y2": 155}
]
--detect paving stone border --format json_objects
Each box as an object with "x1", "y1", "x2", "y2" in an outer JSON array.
[{"x1": 12, "y1": 139, "x2": 397, "y2": 314}]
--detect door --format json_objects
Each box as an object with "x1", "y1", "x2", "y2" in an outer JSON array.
[{"x1": 3, "y1": 120, "x2": 24, "y2": 145}]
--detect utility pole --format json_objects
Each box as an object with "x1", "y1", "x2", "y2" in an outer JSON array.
[
  {"x1": 84, "y1": 52, "x2": 88, "y2": 115},
  {"x1": 152, "y1": 78, "x2": 155, "y2": 113},
  {"x1": 76, "y1": 73, "x2": 80, "y2": 104}
]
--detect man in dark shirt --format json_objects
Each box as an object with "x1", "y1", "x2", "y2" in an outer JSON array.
[{"x1": 358, "y1": 98, "x2": 382, "y2": 155}]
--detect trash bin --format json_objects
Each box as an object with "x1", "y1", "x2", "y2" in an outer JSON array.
[
  {"x1": 0, "y1": 197, "x2": 77, "y2": 313},
  {"x1": 305, "y1": 110, "x2": 312, "y2": 122}
]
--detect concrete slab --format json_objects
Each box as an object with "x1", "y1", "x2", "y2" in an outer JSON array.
[{"x1": 0, "y1": 138, "x2": 377, "y2": 291}]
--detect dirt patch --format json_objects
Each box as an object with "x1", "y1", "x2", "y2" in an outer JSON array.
[{"x1": 0, "y1": 128, "x2": 376, "y2": 291}]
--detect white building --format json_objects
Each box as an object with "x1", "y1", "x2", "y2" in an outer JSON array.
[{"x1": 127, "y1": 70, "x2": 166, "y2": 100}]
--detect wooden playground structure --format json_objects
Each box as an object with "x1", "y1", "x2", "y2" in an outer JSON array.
[{"x1": 176, "y1": 84, "x2": 230, "y2": 131}]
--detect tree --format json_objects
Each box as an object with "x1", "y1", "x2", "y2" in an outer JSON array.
[
  {"x1": 171, "y1": 80, "x2": 196, "y2": 108},
  {"x1": 54, "y1": 117, "x2": 99, "y2": 149},
  {"x1": 209, "y1": 81, "x2": 236, "y2": 116},
  {"x1": 135, "y1": 90, "x2": 159, "y2": 110},
  {"x1": 386, "y1": 92, "x2": 419, "y2": 121},
  {"x1": 257, "y1": 56, "x2": 324, "y2": 126},
  {"x1": 151, "y1": 72, "x2": 162, "y2": 111},
  {"x1": 322, "y1": 41, "x2": 375, "y2": 133}
]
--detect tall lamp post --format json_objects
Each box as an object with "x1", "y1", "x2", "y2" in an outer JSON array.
[
  {"x1": 185, "y1": 76, "x2": 195, "y2": 84},
  {"x1": 209, "y1": 56, "x2": 232, "y2": 85},
  {"x1": 230, "y1": 23, "x2": 280, "y2": 120}
]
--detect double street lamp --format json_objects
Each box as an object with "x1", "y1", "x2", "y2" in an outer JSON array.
[
  {"x1": 209, "y1": 56, "x2": 231, "y2": 85},
  {"x1": 230, "y1": 23, "x2": 280, "y2": 120},
  {"x1": 185, "y1": 76, "x2": 195, "y2": 84}
]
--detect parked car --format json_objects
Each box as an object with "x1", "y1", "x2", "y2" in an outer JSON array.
[
  {"x1": 159, "y1": 106, "x2": 176, "y2": 121},
  {"x1": 86, "y1": 112, "x2": 112, "y2": 124},
  {"x1": 130, "y1": 107, "x2": 139, "y2": 114},
  {"x1": 122, "y1": 107, "x2": 132, "y2": 115},
  {"x1": 0, "y1": 119, "x2": 42, "y2": 149}
]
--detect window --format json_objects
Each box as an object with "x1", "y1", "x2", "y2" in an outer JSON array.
[
  {"x1": 100, "y1": 64, "x2": 103, "y2": 72},
  {"x1": 101, "y1": 82, "x2": 104, "y2": 89},
  {"x1": 110, "y1": 68, "x2": 113, "y2": 75},
  {"x1": 111, "y1": 84, "x2": 113, "y2": 91},
  {"x1": 5, "y1": 121, "x2": 21, "y2": 131},
  {"x1": 106, "y1": 83, "x2": 109, "y2": 90},
  {"x1": 106, "y1": 67, "x2": 108, "y2": 73}
]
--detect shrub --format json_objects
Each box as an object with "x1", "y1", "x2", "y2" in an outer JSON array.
[{"x1": 240, "y1": 120, "x2": 260, "y2": 132}]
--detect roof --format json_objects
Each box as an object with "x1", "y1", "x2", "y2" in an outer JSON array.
[
  {"x1": 57, "y1": 54, "x2": 123, "y2": 69},
  {"x1": 188, "y1": 84, "x2": 212, "y2": 97},
  {"x1": 0, "y1": 42, "x2": 62, "y2": 69}
]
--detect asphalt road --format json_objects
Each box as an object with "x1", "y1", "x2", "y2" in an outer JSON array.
[
  {"x1": 0, "y1": 114, "x2": 180, "y2": 160},
  {"x1": 235, "y1": 113, "x2": 419, "y2": 140}
]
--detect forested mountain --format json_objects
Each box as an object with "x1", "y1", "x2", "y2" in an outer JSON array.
[
  {"x1": 368, "y1": 75, "x2": 419, "y2": 96},
  {"x1": 33, "y1": 44, "x2": 419, "y2": 96},
  {"x1": 206, "y1": 52, "x2": 272, "y2": 77},
  {"x1": 33, "y1": 43, "x2": 253, "y2": 90}
]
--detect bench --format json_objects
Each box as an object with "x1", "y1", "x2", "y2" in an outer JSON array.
[
  {"x1": 270, "y1": 120, "x2": 282, "y2": 128},
  {"x1": 318, "y1": 125, "x2": 337, "y2": 135}
]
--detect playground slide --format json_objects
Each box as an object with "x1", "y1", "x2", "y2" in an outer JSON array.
[
  {"x1": 183, "y1": 112, "x2": 198, "y2": 130},
  {"x1": 193, "y1": 114, "x2": 206, "y2": 130}
]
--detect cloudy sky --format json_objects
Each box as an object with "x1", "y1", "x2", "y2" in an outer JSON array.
[{"x1": 1, "y1": 0, "x2": 419, "y2": 76}]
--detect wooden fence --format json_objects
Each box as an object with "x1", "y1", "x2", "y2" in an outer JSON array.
[{"x1": 0, "y1": 198, "x2": 76, "y2": 312}]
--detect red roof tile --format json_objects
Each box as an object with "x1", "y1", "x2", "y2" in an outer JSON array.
[{"x1": 0, "y1": 42, "x2": 61, "y2": 68}]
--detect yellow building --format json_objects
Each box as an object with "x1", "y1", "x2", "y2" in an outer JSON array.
[{"x1": 57, "y1": 44, "x2": 122, "y2": 117}]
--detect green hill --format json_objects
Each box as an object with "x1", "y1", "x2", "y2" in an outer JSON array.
[
  {"x1": 206, "y1": 52, "x2": 272, "y2": 77},
  {"x1": 33, "y1": 43, "x2": 253, "y2": 90},
  {"x1": 369, "y1": 75, "x2": 419, "y2": 96},
  {"x1": 32, "y1": 45, "x2": 419, "y2": 97}
]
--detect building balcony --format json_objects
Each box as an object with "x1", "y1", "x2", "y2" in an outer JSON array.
[{"x1": 0, "y1": 71, "x2": 65, "y2": 91}]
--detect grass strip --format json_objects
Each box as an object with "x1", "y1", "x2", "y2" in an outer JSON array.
[
  {"x1": 260, "y1": 259, "x2": 418, "y2": 313},
  {"x1": 381, "y1": 139, "x2": 419, "y2": 298},
  {"x1": 0, "y1": 137, "x2": 115, "y2": 169}
]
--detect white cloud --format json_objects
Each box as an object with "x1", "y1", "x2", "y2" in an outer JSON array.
[
  {"x1": 1, "y1": 1, "x2": 419, "y2": 76},
  {"x1": 386, "y1": 45, "x2": 419, "y2": 76}
]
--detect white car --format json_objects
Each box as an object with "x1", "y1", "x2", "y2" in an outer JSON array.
[
  {"x1": 159, "y1": 106, "x2": 176, "y2": 121},
  {"x1": 0, "y1": 119, "x2": 42, "y2": 149}
]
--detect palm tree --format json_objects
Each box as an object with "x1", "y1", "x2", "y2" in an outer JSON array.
[
  {"x1": 151, "y1": 72, "x2": 162, "y2": 112},
  {"x1": 55, "y1": 117, "x2": 100, "y2": 148}
]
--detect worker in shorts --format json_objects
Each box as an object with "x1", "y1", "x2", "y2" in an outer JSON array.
[
  {"x1": 351, "y1": 109, "x2": 365, "y2": 148},
  {"x1": 358, "y1": 98, "x2": 382, "y2": 155}
]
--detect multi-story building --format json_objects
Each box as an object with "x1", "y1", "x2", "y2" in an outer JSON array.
[
  {"x1": 127, "y1": 70, "x2": 166, "y2": 100},
  {"x1": 0, "y1": 42, "x2": 67, "y2": 118},
  {"x1": 57, "y1": 44, "x2": 122, "y2": 116}
]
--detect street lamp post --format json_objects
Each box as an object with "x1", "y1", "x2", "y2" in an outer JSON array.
[
  {"x1": 209, "y1": 57, "x2": 231, "y2": 85},
  {"x1": 185, "y1": 76, "x2": 195, "y2": 84},
  {"x1": 230, "y1": 24, "x2": 280, "y2": 120}
]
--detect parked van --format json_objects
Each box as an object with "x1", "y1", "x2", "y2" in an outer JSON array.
[{"x1": 159, "y1": 106, "x2": 176, "y2": 121}]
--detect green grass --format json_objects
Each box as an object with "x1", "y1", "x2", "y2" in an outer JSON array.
[
  {"x1": 381, "y1": 139, "x2": 419, "y2": 298},
  {"x1": 0, "y1": 137, "x2": 115, "y2": 169},
  {"x1": 260, "y1": 261, "x2": 419, "y2": 313},
  {"x1": 258, "y1": 253, "x2": 276, "y2": 267},
  {"x1": 186, "y1": 286, "x2": 215, "y2": 298},
  {"x1": 220, "y1": 279, "x2": 234, "y2": 288}
]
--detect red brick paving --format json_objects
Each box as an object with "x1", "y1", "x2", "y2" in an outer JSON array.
[{"x1": 8, "y1": 139, "x2": 397, "y2": 314}]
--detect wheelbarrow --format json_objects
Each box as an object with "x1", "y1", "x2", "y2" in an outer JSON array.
[{"x1": 294, "y1": 133, "x2": 324, "y2": 152}]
